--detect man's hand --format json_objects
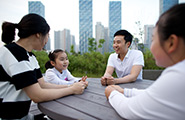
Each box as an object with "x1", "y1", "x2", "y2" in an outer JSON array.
[
  {"x1": 106, "y1": 76, "x2": 115, "y2": 85},
  {"x1": 101, "y1": 76, "x2": 107, "y2": 86}
]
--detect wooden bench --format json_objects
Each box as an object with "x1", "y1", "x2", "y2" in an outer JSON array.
[{"x1": 29, "y1": 102, "x2": 42, "y2": 116}]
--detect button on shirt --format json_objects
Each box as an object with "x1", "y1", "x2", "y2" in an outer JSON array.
[
  {"x1": 44, "y1": 68, "x2": 80, "y2": 85},
  {"x1": 107, "y1": 50, "x2": 144, "y2": 79}
]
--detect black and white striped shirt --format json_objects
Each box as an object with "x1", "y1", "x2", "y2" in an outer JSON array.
[{"x1": 0, "y1": 42, "x2": 42, "y2": 119}]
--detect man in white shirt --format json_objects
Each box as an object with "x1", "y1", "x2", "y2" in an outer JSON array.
[{"x1": 101, "y1": 30, "x2": 144, "y2": 85}]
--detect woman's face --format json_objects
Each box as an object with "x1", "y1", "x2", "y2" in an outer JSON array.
[
  {"x1": 35, "y1": 33, "x2": 49, "y2": 51},
  {"x1": 150, "y1": 27, "x2": 171, "y2": 68},
  {"x1": 53, "y1": 52, "x2": 69, "y2": 73}
]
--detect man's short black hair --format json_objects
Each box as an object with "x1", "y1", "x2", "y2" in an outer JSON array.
[{"x1": 114, "y1": 30, "x2": 133, "y2": 47}]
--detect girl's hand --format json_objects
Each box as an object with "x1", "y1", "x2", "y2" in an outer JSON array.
[
  {"x1": 71, "y1": 82, "x2": 85, "y2": 95},
  {"x1": 81, "y1": 76, "x2": 87, "y2": 82}
]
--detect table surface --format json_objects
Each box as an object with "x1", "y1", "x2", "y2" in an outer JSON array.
[{"x1": 38, "y1": 78, "x2": 154, "y2": 120}]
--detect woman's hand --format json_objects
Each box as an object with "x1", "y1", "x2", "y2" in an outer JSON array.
[
  {"x1": 105, "y1": 85, "x2": 116, "y2": 99},
  {"x1": 110, "y1": 85, "x2": 124, "y2": 94},
  {"x1": 71, "y1": 82, "x2": 85, "y2": 94}
]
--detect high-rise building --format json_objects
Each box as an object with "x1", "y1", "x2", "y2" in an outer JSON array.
[
  {"x1": 109, "y1": 1, "x2": 121, "y2": 52},
  {"x1": 28, "y1": 1, "x2": 45, "y2": 18},
  {"x1": 104, "y1": 27, "x2": 109, "y2": 53},
  {"x1": 144, "y1": 25, "x2": 154, "y2": 49},
  {"x1": 95, "y1": 22, "x2": 109, "y2": 54},
  {"x1": 159, "y1": 0, "x2": 178, "y2": 15},
  {"x1": 28, "y1": 1, "x2": 51, "y2": 50},
  {"x1": 95, "y1": 22, "x2": 105, "y2": 54},
  {"x1": 54, "y1": 29, "x2": 74, "y2": 53},
  {"x1": 62, "y1": 29, "x2": 71, "y2": 53},
  {"x1": 54, "y1": 30, "x2": 63, "y2": 50},
  {"x1": 79, "y1": 0, "x2": 93, "y2": 54}
]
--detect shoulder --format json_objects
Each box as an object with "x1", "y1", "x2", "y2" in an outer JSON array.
[
  {"x1": 164, "y1": 59, "x2": 185, "y2": 75},
  {"x1": 109, "y1": 53, "x2": 117, "y2": 58},
  {"x1": 45, "y1": 68, "x2": 56, "y2": 75},
  {"x1": 4, "y1": 43, "x2": 30, "y2": 62},
  {"x1": 130, "y1": 50, "x2": 143, "y2": 55}
]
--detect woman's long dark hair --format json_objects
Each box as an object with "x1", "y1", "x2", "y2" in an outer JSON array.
[
  {"x1": 1, "y1": 13, "x2": 50, "y2": 44},
  {"x1": 156, "y1": 3, "x2": 185, "y2": 45}
]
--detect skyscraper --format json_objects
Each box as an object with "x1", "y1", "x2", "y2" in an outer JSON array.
[
  {"x1": 79, "y1": 0, "x2": 93, "y2": 54},
  {"x1": 54, "y1": 30, "x2": 63, "y2": 50},
  {"x1": 144, "y1": 25, "x2": 154, "y2": 49},
  {"x1": 159, "y1": 0, "x2": 178, "y2": 15},
  {"x1": 28, "y1": 1, "x2": 51, "y2": 50},
  {"x1": 28, "y1": 1, "x2": 45, "y2": 18},
  {"x1": 95, "y1": 22, "x2": 109, "y2": 54},
  {"x1": 109, "y1": 1, "x2": 121, "y2": 52}
]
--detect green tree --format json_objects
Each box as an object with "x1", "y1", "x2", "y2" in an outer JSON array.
[
  {"x1": 88, "y1": 38, "x2": 97, "y2": 52},
  {"x1": 98, "y1": 39, "x2": 105, "y2": 48},
  {"x1": 32, "y1": 50, "x2": 49, "y2": 73},
  {"x1": 70, "y1": 45, "x2": 76, "y2": 55}
]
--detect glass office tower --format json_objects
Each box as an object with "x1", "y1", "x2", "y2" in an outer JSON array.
[
  {"x1": 160, "y1": 0, "x2": 178, "y2": 15},
  {"x1": 79, "y1": 0, "x2": 93, "y2": 53},
  {"x1": 28, "y1": 1, "x2": 45, "y2": 18},
  {"x1": 109, "y1": 1, "x2": 121, "y2": 52}
]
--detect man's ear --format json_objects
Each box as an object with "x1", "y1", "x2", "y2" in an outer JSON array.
[
  {"x1": 126, "y1": 42, "x2": 131, "y2": 48},
  {"x1": 50, "y1": 61, "x2": 55, "y2": 66},
  {"x1": 167, "y1": 34, "x2": 178, "y2": 53}
]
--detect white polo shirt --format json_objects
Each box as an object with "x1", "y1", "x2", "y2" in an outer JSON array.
[{"x1": 107, "y1": 50, "x2": 144, "y2": 79}]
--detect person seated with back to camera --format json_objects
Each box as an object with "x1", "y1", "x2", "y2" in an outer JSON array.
[
  {"x1": 101, "y1": 29, "x2": 144, "y2": 86},
  {"x1": 44, "y1": 49, "x2": 88, "y2": 87}
]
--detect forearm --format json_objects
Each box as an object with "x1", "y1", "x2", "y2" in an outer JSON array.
[
  {"x1": 33, "y1": 87, "x2": 74, "y2": 103},
  {"x1": 39, "y1": 78, "x2": 68, "y2": 89},
  {"x1": 114, "y1": 74, "x2": 137, "y2": 84}
]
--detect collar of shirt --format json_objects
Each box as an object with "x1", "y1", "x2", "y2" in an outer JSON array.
[{"x1": 116, "y1": 50, "x2": 130, "y2": 61}]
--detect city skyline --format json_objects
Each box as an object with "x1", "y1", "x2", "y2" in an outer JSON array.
[{"x1": 1, "y1": 0, "x2": 185, "y2": 49}]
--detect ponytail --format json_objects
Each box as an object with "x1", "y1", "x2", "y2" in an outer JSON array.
[
  {"x1": 45, "y1": 61, "x2": 54, "y2": 70},
  {"x1": 1, "y1": 22, "x2": 18, "y2": 44}
]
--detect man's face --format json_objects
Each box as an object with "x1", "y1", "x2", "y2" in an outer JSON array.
[{"x1": 113, "y1": 35, "x2": 130, "y2": 54}]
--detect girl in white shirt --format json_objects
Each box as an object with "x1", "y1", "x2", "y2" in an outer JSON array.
[
  {"x1": 44, "y1": 49, "x2": 88, "y2": 86},
  {"x1": 105, "y1": 3, "x2": 185, "y2": 119}
]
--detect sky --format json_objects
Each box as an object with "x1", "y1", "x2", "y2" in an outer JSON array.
[{"x1": 0, "y1": 0, "x2": 185, "y2": 49}]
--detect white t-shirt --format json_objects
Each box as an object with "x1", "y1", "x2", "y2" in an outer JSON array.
[
  {"x1": 44, "y1": 68, "x2": 80, "y2": 85},
  {"x1": 109, "y1": 59, "x2": 185, "y2": 119},
  {"x1": 107, "y1": 50, "x2": 144, "y2": 79}
]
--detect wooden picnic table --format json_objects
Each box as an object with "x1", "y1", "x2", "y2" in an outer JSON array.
[{"x1": 38, "y1": 78, "x2": 154, "y2": 120}]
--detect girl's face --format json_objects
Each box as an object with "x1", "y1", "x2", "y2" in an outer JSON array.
[
  {"x1": 53, "y1": 52, "x2": 69, "y2": 73},
  {"x1": 150, "y1": 27, "x2": 171, "y2": 68}
]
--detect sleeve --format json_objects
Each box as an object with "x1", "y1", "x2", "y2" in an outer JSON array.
[
  {"x1": 124, "y1": 88, "x2": 145, "y2": 97},
  {"x1": 107, "y1": 54, "x2": 114, "y2": 67},
  {"x1": 133, "y1": 51, "x2": 144, "y2": 66},
  {"x1": 8, "y1": 61, "x2": 40, "y2": 90},
  {"x1": 108, "y1": 68, "x2": 184, "y2": 119},
  {"x1": 45, "y1": 70, "x2": 72, "y2": 85},
  {"x1": 66, "y1": 69, "x2": 80, "y2": 83}
]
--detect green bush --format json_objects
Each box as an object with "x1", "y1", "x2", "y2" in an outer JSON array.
[
  {"x1": 143, "y1": 48, "x2": 164, "y2": 70},
  {"x1": 32, "y1": 50, "x2": 49, "y2": 73},
  {"x1": 33, "y1": 49, "x2": 163, "y2": 77}
]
